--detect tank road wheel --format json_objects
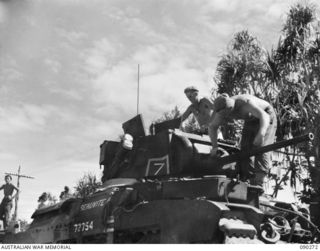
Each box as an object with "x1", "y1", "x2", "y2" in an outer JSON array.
[
  {"x1": 224, "y1": 236, "x2": 264, "y2": 244},
  {"x1": 219, "y1": 218, "x2": 264, "y2": 244}
]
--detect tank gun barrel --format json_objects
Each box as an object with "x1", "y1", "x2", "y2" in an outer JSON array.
[{"x1": 217, "y1": 133, "x2": 314, "y2": 166}]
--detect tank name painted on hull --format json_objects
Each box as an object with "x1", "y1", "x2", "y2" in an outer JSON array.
[{"x1": 80, "y1": 199, "x2": 107, "y2": 211}]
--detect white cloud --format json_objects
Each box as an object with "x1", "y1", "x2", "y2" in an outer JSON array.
[
  {"x1": 0, "y1": 67, "x2": 24, "y2": 82},
  {"x1": 210, "y1": 22, "x2": 237, "y2": 38},
  {"x1": 132, "y1": 45, "x2": 167, "y2": 74},
  {"x1": 82, "y1": 38, "x2": 118, "y2": 75},
  {"x1": 266, "y1": 1, "x2": 293, "y2": 20},
  {"x1": 0, "y1": 152, "x2": 18, "y2": 161},
  {"x1": 38, "y1": 0, "x2": 86, "y2": 5},
  {"x1": 0, "y1": 56, "x2": 24, "y2": 83},
  {"x1": 56, "y1": 28, "x2": 88, "y2": 44},
  {"x1": 106, "y1": 6, "x2": 125, "y2": 21},
  {"x1": 0, "y1": 2, "x2": 8, "y2": 24},
  {"x1": 0, "y1": 104, "x2": 58, "y2": 134},
  {"x1": 47, "y1": 85, "x2": 83, "y2": 101},
  {"x1": 124, "y1": 17, "x2": 162, "y2": 40},
  {"x1": 202, "y1": 0, "x2": 240, "y2": 13},
  {"x1": 44, "y1": 58, "x2": 61, "y2": 74}
]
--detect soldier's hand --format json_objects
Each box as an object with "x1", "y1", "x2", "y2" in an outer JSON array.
[
  {"x1": 7, "y1": 195, "x2": 12, "y2": 200},
  {"x1": 253, "y1": 132, "x2": 264, "y2": 146}
]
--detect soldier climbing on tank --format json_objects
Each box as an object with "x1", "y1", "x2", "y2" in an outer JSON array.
[
  {"x1": 209, "y1": 93, "x2": 277, "y2": 187},
  {"x1": 180, "y1": 86, "x2": 214, "y2": 133},
  {"x1": 180, "y1": 86, "x2": 220, "y2": 135},
  {"x1": 0, "y1": 175, "x2": 19, "y2": 230},
  {"x1": 180, "y1": 85, "x2": 224, "y2": 145}
]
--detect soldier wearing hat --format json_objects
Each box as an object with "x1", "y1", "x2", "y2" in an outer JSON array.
[
  {"x1": 180, "y1": 86, "x2": 215, "y2": 133},
  {"x1": 59, "y1": 186, "x2": 72, "y2": 201},
  {"x1": 0, "y1": 175, "x2": 19, "y2": 230},
  {"x1": 209, "y1": 94, "x2": 277, "y2": 186}
]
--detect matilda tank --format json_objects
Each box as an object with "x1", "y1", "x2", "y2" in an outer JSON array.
[{"x1": 3, "y1": 114, "x2": 319, "y2": 244}]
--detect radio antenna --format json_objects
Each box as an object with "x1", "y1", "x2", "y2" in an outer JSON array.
[{"x1": 137, "y1": 64, "x2": 140, "y2": 115}]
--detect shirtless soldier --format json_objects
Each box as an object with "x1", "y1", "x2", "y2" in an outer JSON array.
[
  {"x1": 180, "y1": 86, "x2": 215, "y2": 133},
  {"x1": 209, "y1": 94, "x2": 277, "y2": 186},
  {"x1": 0, "y1": 175, "x2": 19, "y2": 230}
]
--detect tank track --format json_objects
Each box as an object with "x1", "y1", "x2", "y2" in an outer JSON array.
[
  {"x1": 224, "y1": 236, "x2": 263, "y2": 244},
  {"x1": 219, "y1": 218, "x2": 264, "y2": 244}
]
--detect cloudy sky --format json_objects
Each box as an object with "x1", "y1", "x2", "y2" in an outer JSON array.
[{"x1": 0, "y1": 0, "x2": 304, "y2": 221}]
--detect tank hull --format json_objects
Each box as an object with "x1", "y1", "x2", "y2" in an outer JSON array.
[{"x1": 3, "y1": 176, "x2": 264, "y2": 244}]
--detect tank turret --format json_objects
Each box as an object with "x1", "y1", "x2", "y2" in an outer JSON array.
[{"x1": 100, "y1": 114, "x2": 313, "y2": 182}]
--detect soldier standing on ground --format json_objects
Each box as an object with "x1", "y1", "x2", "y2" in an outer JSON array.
[
  {"x1": 0, "y1": 175, "x2": 19, "y2": 230},
  {"x1": 209, "y1": 93, "x2": 277, "y2": 187}
]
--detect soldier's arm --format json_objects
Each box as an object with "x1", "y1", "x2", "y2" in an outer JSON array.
[
  {"x1": 13, "y1": 185, "x2": 19, "y2": 192},
  {"x1": 180, "y1": 105, "x2": 193, "y2": 125},
  {"x1": 208, "y1": 113, "x2": 225, "y2": 156},
  {"x1": 0, "y1": 185, "x2": 3, "y2": 191},
  {"x1": 9, "y1": 185, "x2": 19, "y2": 199},
  {"x1": 200, "y1": 97, "x2": 215, "y2": 109}
]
